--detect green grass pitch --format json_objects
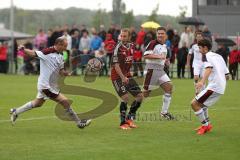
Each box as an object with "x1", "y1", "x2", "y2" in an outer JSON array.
[{"x1": 0, "y1": 75, "x2": 239, "y2": 160}]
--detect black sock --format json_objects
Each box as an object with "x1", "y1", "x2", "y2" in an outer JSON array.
[
  {"x1": 120, "y1": 102, "x2": 127, "y2": 125},
  {"x1": 127, "y1": 100, "x2": 141, "y2": 120}
]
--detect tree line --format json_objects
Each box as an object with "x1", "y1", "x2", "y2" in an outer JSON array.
[{"x1": 0, "y1": 2, "x2": 184, "y2": 34}]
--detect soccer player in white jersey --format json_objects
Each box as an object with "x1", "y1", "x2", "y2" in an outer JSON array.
[
  {"x1": 10, "y1": 37, "x2": 91, "y2": 129},
  {"x1": 191, "y1": 39, "x2": 229, "y2": 135},
  {"x1": 187, "y1": 31, "x2": 204, "y2": 94},
  {"x1": 143, "y1": 27, "x2": 174, "y2": 120}
]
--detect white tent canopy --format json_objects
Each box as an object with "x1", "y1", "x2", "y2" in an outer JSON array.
[{"x1": 0, "y1": 28, "x2": 33, "y2": 41}]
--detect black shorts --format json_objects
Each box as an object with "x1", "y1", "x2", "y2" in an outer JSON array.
[
  {"x1": 41, "y1": 89, "x2": 59, "y2": 99},
  {"x1": 112, "y1": 77, "x2": 142, "y2": 97}
]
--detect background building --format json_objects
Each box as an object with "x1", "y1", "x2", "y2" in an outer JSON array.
[{"x1": 192, "y1": 0, "x2": 240, "y2": 37}]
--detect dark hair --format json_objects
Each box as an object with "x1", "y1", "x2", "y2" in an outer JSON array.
[
  {"x1": 198, "y1": 39, "x2": 212, "y2": 50},
  {"x1": 82, "y1": 29, "x2": 89, "y2": 35},
  {"x1": 121, "y1": 28, "x2": 131, "y2": 36},
  {"x1": 156, "y1": 27, "x2": 166, "y2": 32},
  {"x1": 195, "y1": 30, "x2": 203, "y2": 37}
]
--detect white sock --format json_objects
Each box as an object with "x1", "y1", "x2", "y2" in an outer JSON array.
[
  {"x1": 65, "y1": 107, "x2": 80, "y2": 123},
  {"x1": 161, "y1": 93, "x2": 172, "y2": 114},
  {"x1": 202, "y1": 106, "x2": 209, "y2": 122},
  {"x1": 16, "y1": 101, "x2": 33, "y2": 115},
  {"x1": 194, "y1": 108, "x2": 208, "y2": 126}
]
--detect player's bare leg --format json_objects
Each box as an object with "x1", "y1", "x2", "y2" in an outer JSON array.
[
  {"x1": 191, "y1": 100, "x2": 212, "y2": 135},
  {"x1": 53, "y1": 93, "x2": 91, "y2": 129},
  {"x1": 10, "y1": 98, "x2": 45, "y2": 125},
  {"x1": 194, "y1": 75, "x2": 209, "y2": 124},
  {"x1": 160, "y1": 82, "x2": 174, "y2": 120}
]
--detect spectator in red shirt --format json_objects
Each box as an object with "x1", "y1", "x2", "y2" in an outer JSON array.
[
  {"x1": 0, "y1": 42, "x2": 8, "y2": 73},
  {"x1": 133, "y1": 46, "x2": 143, "y2": 77},
  {"x1": 135, "y1": 27, "x2": 146, "y2": 49},
  {"x1": 132, "y1": 27, "x2": 146, "y2": 77},
  {"x1": 103, "y1": 33, "x2": 116, "y2": 68},
  {"x1": 229, "y1": 45, "x2": 239, "y2": 80}
]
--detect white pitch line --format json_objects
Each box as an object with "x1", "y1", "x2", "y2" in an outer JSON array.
[
  {"x1": 0, "y1": 116, "x2": 57, "y2": 123},
  {"x1": 0, "y1": 107, "x2": 239, "y2": 124}
]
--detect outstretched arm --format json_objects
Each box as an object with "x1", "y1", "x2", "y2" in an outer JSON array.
[{"x1": 18, "y1": 45, "x2": 37, "y2": 58}]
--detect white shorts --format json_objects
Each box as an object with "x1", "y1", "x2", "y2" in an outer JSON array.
[
  {"x1": 195, "y1": 89, "x2": 221, "y2": 107},
  {"x1": 193, "y1": 63, "x2": 204, "y2": 77},
  {"x1": 36, "y1": 88, "x2": 60, "y2": 100},
  {"x1": 143, "y1": 69, "x2": 171, "y2": 91}
]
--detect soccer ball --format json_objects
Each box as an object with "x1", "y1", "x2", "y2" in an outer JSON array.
[{"x1": 87, "y1": 58, "x2": 103, "y2": 72}]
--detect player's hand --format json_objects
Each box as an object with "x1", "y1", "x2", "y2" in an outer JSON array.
[
  {"x1": 165, "y1": 59, "x2": 170, "y2": 66},
  {"x1": 66, "y1": 72, "x2": 72, "y2": 76},
  {"x1": 196, "y1": 81, "x2": 204, "y2": 91},
  {"x1": 60, "y1": 69, "x2": 71, "y2": 76},
  {"x1": 64, "y1": 71, "x2": 72, "y2": 76},
  {"x1": 121, "y1": 76, "x2": 129, "y2": 85},
  {"x1": 225, "y1": 74, "x2": 230, "y2": 80}
]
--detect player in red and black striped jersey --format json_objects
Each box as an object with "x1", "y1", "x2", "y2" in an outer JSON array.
[
  {"x1": 110, "y1": 42, "x2": 134, "y2": 81},
  {"x1": 111, "y1": 28, "x2": 143, "y2": 130}
]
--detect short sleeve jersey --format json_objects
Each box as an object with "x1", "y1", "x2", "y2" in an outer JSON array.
[
  {"x1": 144, "y1": 40, "x2": 167, "y2": 69},
  {"x1": 203, "y1": 51, "x2": 229, "y2": 94},
  {"x1": 111, "y1": 42, "x2": 135, "y2": 80},
  {"x1": 35, "y1": 47, "x2": 64, "y2": 93}
]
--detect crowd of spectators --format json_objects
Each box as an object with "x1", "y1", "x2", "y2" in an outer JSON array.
[{"x1": 0, "y1": 23, "x2": 239, "y2": 80}]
